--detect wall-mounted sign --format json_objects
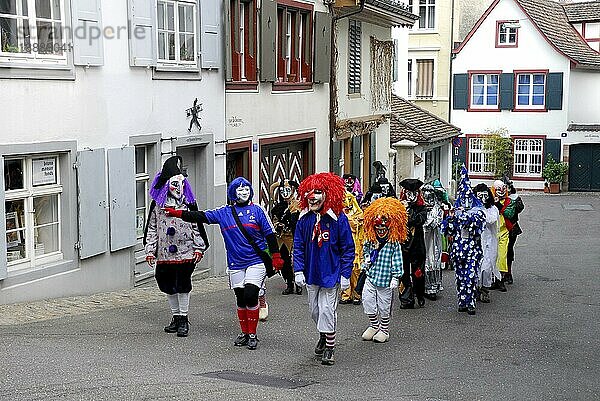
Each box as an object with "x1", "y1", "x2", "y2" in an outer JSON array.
[
  {"x1": 452, "y1": 137, "x2": 463, "y2": 147},
  {"x1": 32, "y1": 158, "x2": 57, "y2": 186}
]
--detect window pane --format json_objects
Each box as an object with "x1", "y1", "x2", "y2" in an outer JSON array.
[
  {"x1": 168, "y1": 32, "x2": 175, "y2": 60},
  {"x1": 518, "y1": 74, "x2": 530, "y2": 84},
  {"x1": 487, "y1": 95, "x2": 497, "y2": 105},
  {"x1": 517, "y1": 85, "x2": 529, "y2": 95},
  {"x1": 6, "y1": 199, "x2": 26, "y2": 262},
  {"x1": 35, "y1": 0, "x2": 51, "y2": 18},
  {"x1": 136, "y1": 181, "x2": 146, "y2": 209},
  {"x1": 135, "y1": 146, "x2": 146, "y2": 174},
  {"x1": 473, "y1": 74, "x2": 484, "y2": 84},
  {"x1": 489, "y1": 74, "x2": 498, "y2": 84},
  {"x1": 36, "y1": 20, "x2": 53, "y2": 54},
  {"x1": 158, "y1": 32, "x2": 165, "y2": 59},
  {"x1": 4, "y1": 159, "x2": 24, "y2": 190},
  {"x1": 532, "y1": 95, "x2": 544, "y2": 105},
  {"x1": 178, "y1": 4, "x2": 185, "y2": 32},
  {"x1": 473, "y1": 94, "x2": 483, "y2": 105},
  {"x1": 518, "y1": 95, "x2": 529, "y2": 105},
  {"x1": 136, "y1": 208, "x2": 146, "y2": 238},
  {"x1": 0, "y1": 0, "x2": 17, "y2": 14},
  {"x1": 33, "y1": 194, "x2": 59, "y2": 226},
  {"x1": 488, "y1": 84, "x2": 498, "y2": 95},
  {"x1": 35, "y1": 224, "x2": 59, "y2": 255},
  {"x1": 157, "y1": 2, "x2": 164, "y2": 29},
  {"x1": 533, "y1": 74, "x2": 544, "y2": 84},
  {"x1": 167, "y1": 3, "x2": 174, "y2": 31},
  {"x1": 22, "y1": 0, "x2": 27, "y2": 16}
]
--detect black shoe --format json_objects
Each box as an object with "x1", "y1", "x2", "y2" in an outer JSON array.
[
  {"x1": 339, "y1": 298, "x2": 352, "y2": 305},
  {"x1": 282, "y1": 286, "x2": 294, "y2": 295},
  {"x1": 164, "y1": 315, "x2": 180, "y2": 333},
  {"x1": 400, "y1": 303, "x2": 415, "y2": 309},
  {"x1": 458, "y1": 307, "x2": 468, "y2": 313},
  {"x1": 247, "y1": 334, "x2": 258, "y2": 350},
  {"x1": 424, "y1": 293, "x2": 437, "y2": 301},
  {"x1": 505, "y1": 274, "x2": 514, "y2": 285},
  {"x1": 352, "y1": 299, "x2": 362, "y2": 305},
  {"x1": 295, "y1": 285, "x2": 303, "y2": 295},
  {"x1": 417, "y1": 297, "x2": 425, "y2": 307},
  {"x1": 177, "y1": 316, "x2": 189, "y2": 337},
  {"x1": 315, "y1": 333, "x2": 326, "y2": 355},
  {"x1": 479, "y1": 291, "x2": 491, "y2": 303},
  {"x1": 498, "y1": 281, "x2": 507, "y2": 292},
  {"x1": 234, "y1": 333, "x2": 249, "y2": 346},
  {"x1": 321, "y1": 347, "x2": 335, "y2": 365},
  {"x1": 467, "y1": 307, "x2": 476, "y2": 315}
]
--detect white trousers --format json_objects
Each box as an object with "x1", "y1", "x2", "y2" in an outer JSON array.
[
  {"x1": 306, "y1": 284, "x2": 339, "y2": 333},
  {"x1": 362, "y1": 278, "x2": 393, "y2": 318},
  {"x1": 228, "y1": 263, "x2": 266, "y2": 289}
]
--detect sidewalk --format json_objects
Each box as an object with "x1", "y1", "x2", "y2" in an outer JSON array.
[{"x1": 0, "y1": 275, "x2": 229, "y2": 326}]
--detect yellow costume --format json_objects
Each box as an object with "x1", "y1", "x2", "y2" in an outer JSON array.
[{"x1": 341, "y1": 192, "x2": 365, "y2": 303}]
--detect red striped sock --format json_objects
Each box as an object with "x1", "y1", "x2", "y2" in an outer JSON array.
[
  {"x1": 237, "y1": 307, "x2": 248, "y2": 334},
  {"x1": 246, "y1": 306, "x2": 260, "y2": 335}
]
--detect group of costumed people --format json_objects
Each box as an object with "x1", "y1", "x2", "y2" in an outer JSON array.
[{"x1": 144, "y1": 156, "x2": 523, "y2": 365}]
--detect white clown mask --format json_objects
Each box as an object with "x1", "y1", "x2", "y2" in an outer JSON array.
[
  {"x1": 168, "y1": 174, "x2": 185, "y2": 201},
  {"x1": 493, "y1": 180, "x2": 507, "y2": 200},
  {"x1": 307, "y1": 189, "x2": 325, "y2": 212},
  {"x1": 235, "y1": 184, "x2": 251, "y2": 204}
]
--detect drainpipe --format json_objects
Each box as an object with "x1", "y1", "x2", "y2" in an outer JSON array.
[
  {"x1": 329, "y1": 1, "x2": 366, "y2": 172},
  {"x1": 448, "y1": 0, "x2": 455, "y2": 126}
]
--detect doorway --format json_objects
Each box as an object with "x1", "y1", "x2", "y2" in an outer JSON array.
[{"x1": 569, "y1": 143, "x2": 600, "y2": 191}]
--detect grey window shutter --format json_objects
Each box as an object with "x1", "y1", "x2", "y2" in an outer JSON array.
[
  {"x1": 546, "y1": 72, "x2": 563, "y2": 110},
  {"x1": 313, "y1": 11, "x2": 331, "y2": 84},
  {"x1": 72, "y1": 0, "x2": 104, "y2": 66},
  {"x1": 128, "y1": 0, "x2": 157, "y2": 67},
  {"x1": 260, "y1": 0, "x2": 277, "y2": 82},
  {"x1": 108, "y1": 147, "x2": 137, "y2": 252},
  {"x1": 224, "y1": 0, "x2": 233, "y2": 80},
  {"x1": 545, "y1": 138, "x2": 561, "y2": 162},
  {"x1": 76, "y1": 149, "x2": 108, "y2": 259},
  {"x1": 0, "y1": 157, "x2": 7, "y2": 279},
  {"x1": 500, "y1": 73, "x2": 514, "y2": 110},
  {"x1": 352, "y1": 137, "x2": 361, "y2": 178},
  {"x1": 200, "y1": 0, "x2": 221, "y2": 69},
  {"x1": 330, "y1": 140, "x2": 341, "y2": 174},
  {"x1": 452, "y1": 73, "x2": 468, "y2": 110}
]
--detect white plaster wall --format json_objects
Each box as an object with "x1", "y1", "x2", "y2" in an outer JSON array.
[
  {"x1": 451, "y1": 0, "x2": 570, "y2": 139},
  {"x1": 392, "y1": 26, "x2": 410, "y2": 97},
  {"x1": 568, "y1": 69, "x2": 600, "y2": 125}
]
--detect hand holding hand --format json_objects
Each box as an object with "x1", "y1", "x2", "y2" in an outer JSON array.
[
  {"x1": 193, "y1": 251, "x2": 203, "y2": 264},
  {"x1": 294, "y1": 271, "x2": 306, "y2": 287},
  {"x1": 340, "y1": 276, "x2": 350, "y2": 291},
  {"x1": 146, "y1": 254, "x2": 156, "y2": 267},
  {"x1": 272, "y1": 253, "x2": 285, "y2": 271},
  {"x1": 164, "y1": 207, "x2": 183, "y2": 218}
]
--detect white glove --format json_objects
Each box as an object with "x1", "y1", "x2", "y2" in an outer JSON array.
[
  {"x1": 389, "y1": 277, "x2": 399, "y2": 289},
  {"x1": 294, "y1": 272, "x2": 306, "y2": 287},
  {"x1": 340, "y1": 276, "x2": 350, "y2": 291}
]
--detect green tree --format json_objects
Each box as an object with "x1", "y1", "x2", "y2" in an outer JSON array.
[{"x1": 483, "y1": 128, "x2": 513, "y2": 178}]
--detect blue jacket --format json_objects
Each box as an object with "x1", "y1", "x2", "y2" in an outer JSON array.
[{"x1": 293, "y1": 209, "x2": 355, "y2": 288}]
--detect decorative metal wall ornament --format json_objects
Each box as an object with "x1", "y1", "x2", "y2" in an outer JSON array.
[{"x1": 186, "y1": 98, "x2": 203, "y2": 132}]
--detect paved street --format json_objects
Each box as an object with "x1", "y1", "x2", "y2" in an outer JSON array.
[{"x1": 1, "y1": 193, "x2": 599, "y2": 401}]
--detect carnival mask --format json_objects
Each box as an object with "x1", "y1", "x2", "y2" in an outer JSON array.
[
  {"x1": 235, "y1": 184, "x2": 251, "y2": 204},
  {"x1": 307, "y1": 189, "x2": 325, "y2": 212},
  {"x1": 280, "y1": 185, "x2": 293, "y2": 201},
  {"x1": 344, "y1": 177, "x2": 354, "y2": 192},
  {"x1": 405, "y1": 190, "x2": 419, "y2": 204},
  {"x1": 461, "y1": 195, "x2": 473, "y2": 210},
  {"x1": 168, "y1": 174, "x2": 185, "y2": 200},
  {"x1": 493, "y1": 180, "x2": 507, "y2": 200},
  {"x1": 374, "y1": 216, "x2": 390, "y2": 240},
  {"x1": 381, "y1": 183, "x2": 391, "y2": 196},
  {"x1": 343, "y1": 192, "x2": 356, "y2": 214},
  {"x1": 422, "y1": 188, "x2": 435, "y2": 206},
  {"x1": 476, "y1": 191, "x2": 489, "y2": 204}
]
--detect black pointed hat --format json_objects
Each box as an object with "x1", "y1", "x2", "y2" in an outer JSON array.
[
  {"x1": 153, "y1": 156, "x2": 185, "y2": 189},
  {"x1": 399, "y1": 178, "x2": 423, "y2": 191}
]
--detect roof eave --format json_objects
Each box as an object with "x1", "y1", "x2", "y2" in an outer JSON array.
[{"x1": 362, "y1": 3, "x2": 418, "y2": 28}]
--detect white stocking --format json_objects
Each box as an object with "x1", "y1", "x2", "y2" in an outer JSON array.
[
  {"x1": 177, "y1": 292, "x2": 190, "y2": 315},
  {"x1": 167, "y1": 294, "x2": 180, "y2": 315}
]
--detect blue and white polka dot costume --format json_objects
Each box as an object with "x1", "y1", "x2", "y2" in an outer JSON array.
[{"x1": 442, "y1": 166, "x2": 486, "y2": 310}]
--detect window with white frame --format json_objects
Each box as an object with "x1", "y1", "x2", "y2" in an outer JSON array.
[
  {"x1": 0, "y1": 0, "x2": 68, "y2": 64},
  {"x1": 516, "y1": 73, "x2": 545, "y2": 109},
  {"x1": 135, "y1": 146, "x2": 150, "y2": 241},
  {"x1": 424, "y1": 147, "x2": 440, "y2": 182},
  {"x1": 497, "y1": 21, "x2": 518, "y2": 47},
  {"x1": 157, "y1": 0, "x2": 197, "y2": 66},
  {"x1": 513, "y1": 138, "x2": 543, "y2": 176},
  {"x1": 468, "y1": 137, "x2": 493, "y2": 174},
  {"x1": 4, "y1": 155, "x2": 63, "y2": 271},
  {"x1": 408, "y1": 0, "x2": 435, "y2": 30},
  {"x1": 416, "y1": 59, "x2": 433, "y2": 98},
  {"x1": 407, "y1": 59, "x2": 412, "y2": 97},
  {"x1": 471, "y1": 73, "x2": 499, "y2": 109}
]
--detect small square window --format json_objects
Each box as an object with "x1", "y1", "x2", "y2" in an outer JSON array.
[{"x1": 4, "y1": 159, "x2": 24, "y2": 191}]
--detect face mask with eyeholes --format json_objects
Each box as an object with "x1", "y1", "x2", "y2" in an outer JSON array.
[
  {"x1": 374, "y1": 216, "x2": 390, "y2": 240},
  {"x1": 168, "y1": 174, "x2": 185, "y2": 200},
  {"x1": 235, "y1": 184, "x2": 251, "y2": 204},
  {"x1": 307, "y1": 189, "x2": 325, "y2": 212}
]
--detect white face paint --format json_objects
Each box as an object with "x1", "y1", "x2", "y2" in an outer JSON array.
[
  {"x1": 280, "y1": 185, "x2": 292, "y2": 200},
  {"x1": 235, "y1": 185, "x2": 251, "y2": 204},
  {"x1": 462, "y1": 195, "x2": 473, "y2": 210},
  {"x1": 493, "y1": 180, "x2": 507, "y2": 199},
  {"x1": 168, "y1": 174, "x2": 185, "y2": 200},
  {"x1": 307, "y1": 189, "x2": 325, "y2": 212},
  {"x1": 405, "y1": 190, "x2": 418, "y2": 204},
  {"x1": 381, "y1": 183, "x2": 390, "y2": 196}
]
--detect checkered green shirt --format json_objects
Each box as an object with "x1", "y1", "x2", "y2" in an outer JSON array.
[{"x1": 362, "y1": 241, "x2": 403, "y2": 287}]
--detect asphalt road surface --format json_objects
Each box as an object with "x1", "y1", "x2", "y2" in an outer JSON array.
[{"x1": 1, "y1": 193, "x2": 599, "y2": 401}]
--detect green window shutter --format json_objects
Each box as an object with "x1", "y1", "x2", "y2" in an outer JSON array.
[
  {"x1": 545, "y1": 138, "x2": 561, "y2": 162},
  {"x1": 546, "y1": 72, "x2": 563, "y2": 110},
  {"x1": 457, "y1": 137, "x2": 467, "y2": 165},
  {"x1": 500, "y1": 73, "x2": 514, "y2": 110},
  {"x1": 260, "y1": 0, "x2": 277, "y2": 82},
  {"x1": 452, "y1": 73, "x2": 468, "y2": 110},
  {"x1": 313, "y1": 11, "x2": 332, "y2": 84}
]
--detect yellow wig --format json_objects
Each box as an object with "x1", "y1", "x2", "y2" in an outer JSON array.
[{"x1": 363, "y1": 197, "x2": 408, "y2": 244}]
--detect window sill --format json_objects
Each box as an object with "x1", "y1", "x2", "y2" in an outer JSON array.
[
  {"x1": 0, "y1": 60, "x2": 74, "y2": 80},
  {"x1": 513, "y1": 108, "x2": 547, "y2": 112},
  {"x1": 2, "y1": 258, "x2": 77, "y2": 287},
  {"x1": 226, "y1": 81, "x2": 259, "y2": 91},
  {"x1": 272, "y1": 82, "x2": 313, "y2": 92},
  {"x1": 467, "y1": 107, "x2": 501, "y2": 112},
  {"x1": 512, "y1": 175, "x2": 543, "y2": 181},
  {"x1": 152, "y1": 66, "x2": 201, "y2": 81},
  {"x1": 347, "y1": 93, "x2": 362, "y2": 99},
  {"x1": 469, "y1": 173, "x2": 495, "y2": 180}
]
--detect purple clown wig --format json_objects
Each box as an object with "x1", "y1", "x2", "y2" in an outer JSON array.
[{"x1": 149, "y1": 171, "x2": 196, "y2": 207}]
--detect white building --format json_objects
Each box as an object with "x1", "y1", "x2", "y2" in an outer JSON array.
[
  {"x1": 451, "y1": 0, "x2": 600, "y2": 191},
  {"x1": 0, "y1": 0, "x2": 226, "y2": 304}
]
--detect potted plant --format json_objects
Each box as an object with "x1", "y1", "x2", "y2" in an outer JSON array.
[{"x1": 542, "y1": 154, "x2": 568, "y2": 194}]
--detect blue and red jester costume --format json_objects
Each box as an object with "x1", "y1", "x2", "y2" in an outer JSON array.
[
  {"x1": 293, "y1": 172, "x2": 355, "y2": 366},
  {"x1": 441, "y1": 166, "x2": 486, "y2": 315},
  {"x1": 165, "y1": 177, "x2": 284, "y2": 350}
]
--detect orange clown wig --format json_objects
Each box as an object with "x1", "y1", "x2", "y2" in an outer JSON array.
[
  {"x1": 298, "y1": 172, "x2": 346, "y2": 216},
  {"x1": 363, "y1": 197, "x2": 409, "y2": 244}
]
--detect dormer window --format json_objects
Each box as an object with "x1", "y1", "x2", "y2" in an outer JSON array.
[{"x1": 496, "y1": 20, "x2": 519, "y2": 48}]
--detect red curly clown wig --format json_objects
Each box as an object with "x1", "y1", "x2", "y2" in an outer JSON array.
[
  {"x1": 363, "y1": 197, "x2": 409, "y2": 244},
  {"x1": 298, "y1": 172, "x2": 346, "y2": 216}
]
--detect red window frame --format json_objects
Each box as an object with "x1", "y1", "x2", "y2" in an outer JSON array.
[
  {"x1": 513, "y1": 69, "x2": 548, "y2": 112},
  {"x1": 496, "y1": 20, "x2": 519, "y2": 48},
  {"x1": 467, "y1": 70, "x2": 502, "y2": 112},
  {"x1": 274, "y1": 0, "x2": 313, "y2": 91},
  {"x1": 510, "y1": 135, "x2": 546, "y2": 181},
  {"x1": 228, "y1": 0, "x2": 258, "y2": 90},
  {"x1": 465, "y1": 134, "x2": 496, "y2": 179}
]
